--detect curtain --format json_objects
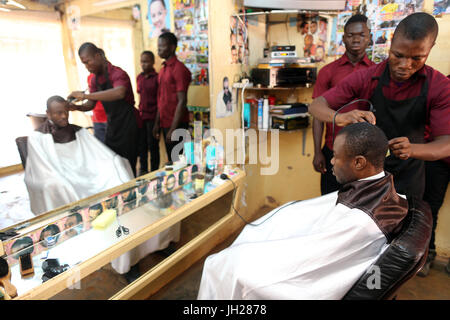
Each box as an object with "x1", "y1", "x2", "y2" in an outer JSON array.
[
  {"x1": 0, "y1": 11, "x2": 69, "y2": 168},
  {"x1": 71, "y1": 16, "x2": 136, "y2": 97}
]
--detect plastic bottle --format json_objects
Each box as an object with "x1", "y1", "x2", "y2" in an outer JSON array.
[
  {"x1": 257, "y1": 98, "x2": 263, "y2": 130},
  {"x1": 263, "y1": 98, "x2": 269, "y2": 130}
]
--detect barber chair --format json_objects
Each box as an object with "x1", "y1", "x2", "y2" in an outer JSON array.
[
  {"x1": 15, "y1": 136, "x2": 28, "y2": 169},
  {"x1": 342, "y1": 197, "x2": 432, "y2": 300}
]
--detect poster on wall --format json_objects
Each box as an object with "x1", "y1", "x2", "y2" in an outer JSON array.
[
  {"x1": 295, "y1": 13, "x2": 329, "y2": 61},
  {"x1": 172, "y1": 0, "x2": 209, "y2": 85},
  {"x1": 330, "y1": 0, "x2": 425, "y2": 63},
  {"x1": 433, "y1": 0, "x2": 450, "y2": 16},
  {"x1": 230, "y1": 10, "x2": 249, "y2": 64},
  {"x1": 147, "y1": 0, "x2": 171, "y2": 39},
  {"x1": 216, "y1": 76, "x2": 235, "y2": 118}
]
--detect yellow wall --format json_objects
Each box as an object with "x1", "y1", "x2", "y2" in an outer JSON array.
[{"x1": 206, "y1": 0, "x2": 450, "y2": 257}]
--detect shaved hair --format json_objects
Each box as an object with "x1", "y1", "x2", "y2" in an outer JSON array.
[
  {"x1": 337, "y1": 122, "x2": 388, "y2": 170},
  {"x1": 159, "y1": 31, "x2": 178, "y2": 47},
  {"x1": 393, "y1": 12, "x2": 438, "y2": 43},
  {"x1": 344, "y1": 14, "x2": 369, "y2": 33},
  {"x1": 78, "y1": 42, "x2": 102, "y2": 56},
  {"x1": 46, "y1": 95, "x2": 66, "y2": 111},
  {"x1": 141, "y1": 50, "x2": 155, "y2": 61}
]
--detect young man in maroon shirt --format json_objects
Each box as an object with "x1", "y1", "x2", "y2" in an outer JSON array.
[
  {"x1": 153, "y1": 32, "x2": 191, "y2": 163},
  {"x1": 137, "y1": 50, "x2": 160, "y2": 174},
  {"x1": 68, "y1": 42, "x2": 138, "y2": 177},
  {"x1": 312, "y1": 14, "x2": 374, "y2": 195},
  {"x1": 309, "y1": 12, "x2": 450, "y2": 200}
]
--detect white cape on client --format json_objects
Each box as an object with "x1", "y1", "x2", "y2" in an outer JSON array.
[
  {"x1": 197, "y1": 191, "x2": 388, "y2": 300},
  {"x1": 25, "y1": 128, "x2": 133, "y2": 215}
]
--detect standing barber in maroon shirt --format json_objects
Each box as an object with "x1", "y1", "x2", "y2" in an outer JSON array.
[
  {"x1": 137, "y1": 50, "x2": 160, "y2": 173},
  {"x1": 68, "y1": 42, "x2": 138, "y2": 177},
  {"x1": 312, "y1": 14, "x2": 374, "y2": 196},
  {"x1": 153, "y1": 32, "x2": 191, "y2": 162},
  {"x1": 309, "y1": 12, "x2": 450, "y2": 200}
]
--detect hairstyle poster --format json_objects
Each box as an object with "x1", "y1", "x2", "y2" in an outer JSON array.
[
  {"x1": 330, "y1": 0, "x2": 424, "y2": 62},
  {"x1": 433, "y1": 0, "x2": 450, "y2": 16},
  {"x1": 172, "y1": 0, "x2": 209, "y2": 85},
  {"x1": 147, "y1": 0, "x2": 171, "y2": 39},
  {"x1": 230, "y1": 10, "x2": 249, "y2": 64}
]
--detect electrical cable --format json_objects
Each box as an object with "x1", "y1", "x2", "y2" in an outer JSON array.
[
  {"x1": 331, "y1": 99, "x2": 375, "y2": 147},
  {"x1": 220, "y1": 173, "x2": 300, "y2": 227}
]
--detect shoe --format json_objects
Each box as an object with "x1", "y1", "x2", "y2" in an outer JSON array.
[
  {"x1": 157, "y1": 242, "x2": 177, "y2": 258},
  {"x1": 124, "y1": 264, "x2": 141, "y2": 284},
  {"x1": 417, "y1": 249, "x2": 436, "y2": 277}
]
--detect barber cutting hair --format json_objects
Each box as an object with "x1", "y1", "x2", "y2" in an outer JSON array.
[{"x1": 309, "y1": 12, "x2": 450, "y2": 199}]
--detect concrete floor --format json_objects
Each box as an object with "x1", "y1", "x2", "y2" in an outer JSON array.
[{"x1": 1, "y1": 174, "x2": 449, "y2": 300}]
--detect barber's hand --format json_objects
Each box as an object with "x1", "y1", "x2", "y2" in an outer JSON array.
[
  {"x1": 153, "y1": 123, "x2": 160, "y2": 140},
  {"x1": 335, "y1": 110, "x2": 376, "y2": 127},
  {"x1": 313, "y1": 151, "x2": 327, "y2": 174},
  {"x1": 67, "y1": 91, "x2": 85, "y2": 102},
  {"x1": 389, "y1": 137, "x2": 413, "y2": 160},
  {"x1": 165, "y1": 128, "x2": 174, "y2": 144},
  {"x1": 66, "y1": 102, "x2": 79, "y2": 111}
]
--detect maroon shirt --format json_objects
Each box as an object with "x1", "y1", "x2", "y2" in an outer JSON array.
[
  {"x1": 322, "y1": 59, "x2": 450, "y2": 142},
  {"x1": 137, "y1": 69, "x2": 158, "y2": 121},
  {"x1": 313, "y1": 53, "x2": 375, "y2": 150},
  {"x1": 157, "y1": 56, "x2": 191, "y2": 128},
  {"x1": 88, "y1": 62, "x2": 135, "y2": 108}
]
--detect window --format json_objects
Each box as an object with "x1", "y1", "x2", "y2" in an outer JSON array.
[{"x1": 0, "y1": 11, "x2": 68, "y2": 167}]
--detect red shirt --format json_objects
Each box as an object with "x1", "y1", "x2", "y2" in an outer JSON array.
[
  {"x1": 323, "y1": 59, "x2": 450, "y2": 140},
  {"x1": 88, "y1": 62, "x2": 135, "y2": 108},
  {"x1": 87, "y1": 74, "x2": 107, "y2": 123},
  {"x1": 313, "y1": 53, "x2": 374, "y2": 150},
  {"x1": 137, "y1": 69, "x2": 158, "y2": 121},
  {"x1": 157, "y1": 56, "x2": 191, "y2": 128}
]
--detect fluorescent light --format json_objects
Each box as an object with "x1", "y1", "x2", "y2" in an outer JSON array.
[
  {"x1": 0, "y1": 7, "x2": 11, "y2": 12},
  {"x1": 7, "y1": 0, "x2": 26, "y2": 10}
]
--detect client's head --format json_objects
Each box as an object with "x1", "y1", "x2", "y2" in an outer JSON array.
[
  {"x1": 331, "y1": 122, "x2": 388, "y2": 185},
  {"x1": 46, "y1": 95, "x2": 69, "y2": 128}
]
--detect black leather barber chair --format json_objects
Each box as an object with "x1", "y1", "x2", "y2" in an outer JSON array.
[
  {"x1": 15, "y1": 136, "x2": 28, "y2": 169},
  {"x1": 343, "y1": 197, "x2": 432, "y2": 300}
]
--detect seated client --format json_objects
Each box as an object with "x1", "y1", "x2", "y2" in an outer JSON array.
[
  {"x1": 198, "y1": 122, "x2": 408, "y2": 300},
  {"x1": 25, "y1": 95, "x2": 134, "y2": 215}
]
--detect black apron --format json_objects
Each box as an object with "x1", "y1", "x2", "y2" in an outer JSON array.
[
  {"x1": 95, "y1": 67, "x2": 138, "y2": 171},
  {"x1": 370, "y1": 63, "x2": 428, "y2": 199}
]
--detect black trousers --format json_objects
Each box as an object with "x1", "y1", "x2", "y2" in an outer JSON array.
[
  {"x1": 138, "y1": 120, "x2": 160, "y2": 173},
  {"x1": 162, "y1": 122, "x2": 189, "y2": 163},
  {"x1": 423, "y1": 160, "x2": 450, "y2": 250},
  {"x1": 321, "y1": 145, "x2": 341, "y2": 195}
]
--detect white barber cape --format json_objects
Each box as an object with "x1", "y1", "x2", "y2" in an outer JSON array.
[
  {"x1": 198, "y1": 173, "x2": 392, "y2": 300},
  {"x1": 25, "y1": 128, "x2": 133, "y2": 214},
  {"x1": 24, "y1": 127, "x2": 179, "y2": 274}
]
